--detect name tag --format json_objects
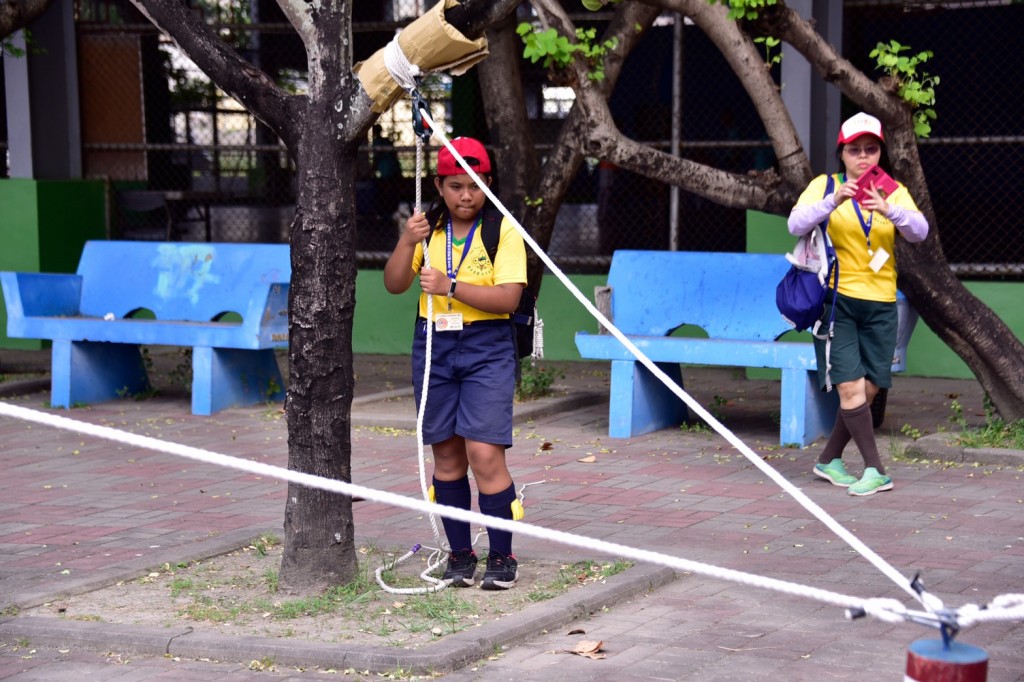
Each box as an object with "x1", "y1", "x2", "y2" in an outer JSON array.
[
  {"x1": 435, "y1": 313, "x2": 464, "y2": 331},
  {"x1": 868, "y1": 247, "x2": 890, "y2": 273}
]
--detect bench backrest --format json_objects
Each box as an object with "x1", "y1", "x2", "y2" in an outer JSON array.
[
  {"x1": 606, "y1": 250, "x2": 794, "y2": 342},
  {"x1": 77, "y1": 241, "x2": 290, "y2": 323}
]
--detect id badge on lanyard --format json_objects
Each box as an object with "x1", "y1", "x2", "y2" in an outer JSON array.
[{"x1": 435, "y1": 215, "x2": 480, "y2": 330}]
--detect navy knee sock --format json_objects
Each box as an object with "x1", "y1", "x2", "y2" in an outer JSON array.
[
  {"x1": 478, "y1": 483, "x2": 517, "y2": 556},
  {"x1": 433, "y1": 476, "x2": 473, "y2": 553}
]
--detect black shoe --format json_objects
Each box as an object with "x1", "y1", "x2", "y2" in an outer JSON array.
[
  {"x1": 480, "y1": 551, "x2": 518, "y2": 590},
  {"x1": 442, "y1": 549, "x2": 478, "y2": 587}
]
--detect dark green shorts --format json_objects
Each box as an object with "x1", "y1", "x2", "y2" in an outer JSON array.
[{"x1": 814, "y1": 292, "x2": 898, "y2": 391}]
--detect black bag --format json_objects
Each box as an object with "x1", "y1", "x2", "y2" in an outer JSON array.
[{"x1": 425, "y1": 207, "x2": 536, "y2": 359}]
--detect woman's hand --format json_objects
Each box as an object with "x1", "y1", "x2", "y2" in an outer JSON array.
[
  {"x1": 859, "y1": 184, "x2": 890, "y2": 215},
  {"x1": 834, "y1": 178, "x2": 859, "y2": 205}
]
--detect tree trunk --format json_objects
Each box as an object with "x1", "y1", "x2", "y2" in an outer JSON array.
[
  {"x1": 888, "y1": 129, "x2": 1024, "y2": 422},
  {"x1": 279, "y1": 104, "x2": 361, "y2": 594}
]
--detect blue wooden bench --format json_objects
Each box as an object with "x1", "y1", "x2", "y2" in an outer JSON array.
[
  {"x1": 1, "y1": 241, "x2": 290, "y2": 415},
  {"x1": 575, "y1": 250, "x2": 840, "y2": 446}
]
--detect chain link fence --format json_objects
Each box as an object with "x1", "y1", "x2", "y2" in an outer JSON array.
[{"x1": 1, "y1": 0, "x2": 1019, "y2": 278}]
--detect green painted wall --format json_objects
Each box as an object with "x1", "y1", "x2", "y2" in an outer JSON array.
[
  {"x1": 746, "y1": 210, "x2": 1024, "y2": 379},
  {"x1": 0, "y1": 179, "x2": 107, "y2": 349}
]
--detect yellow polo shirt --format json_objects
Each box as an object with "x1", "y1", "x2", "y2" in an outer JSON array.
[{"x1": 411, "y1": 214, "x2": 527, "y2": 323}]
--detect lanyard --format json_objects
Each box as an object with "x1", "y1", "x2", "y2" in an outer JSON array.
[
  {"x1": 853, "y1": 201, "x2": 874, "y2": 252},
  {"x1": 445, "y1": 213, "x2": 481, "y2": 281}
]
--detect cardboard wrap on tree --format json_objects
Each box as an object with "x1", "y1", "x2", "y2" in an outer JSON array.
[{"x1": 354, "y1": 0, "x2": 489, "y2": 113}]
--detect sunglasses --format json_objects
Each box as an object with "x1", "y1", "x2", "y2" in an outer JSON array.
[{"x1": 844, "y1": 144, "x2": 880, "y2": 157}]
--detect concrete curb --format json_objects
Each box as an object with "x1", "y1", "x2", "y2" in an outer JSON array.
[
  {"x1": 905, "y1": 432, "x2": 1024, "y2": 467},
  {"x1": 0, "y1": 378, "x2": 49, "y2": 399},
  {"x1": 0, "y1": 563, "x2": 676, "y2": 674}
]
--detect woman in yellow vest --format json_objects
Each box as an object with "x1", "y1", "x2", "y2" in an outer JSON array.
[{"x1": 789, "y1": 113, "x2": 929, "y2": 496}]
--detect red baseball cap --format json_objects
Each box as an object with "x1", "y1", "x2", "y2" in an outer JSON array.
[
  {"x1": 837, "y1": 112, "x2": 884, "y2": 147},
  {"x1": 436, "y1": 137, "x2": 491, "y2": 176}
]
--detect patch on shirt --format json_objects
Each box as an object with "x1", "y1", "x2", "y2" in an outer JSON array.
[{"x1": 463, "y1": 247, "x2": 494, "y2": 277}]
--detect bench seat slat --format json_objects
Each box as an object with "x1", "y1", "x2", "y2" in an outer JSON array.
[{"x1": 575, "y1": 332, "x2": 817, "y2": 370}]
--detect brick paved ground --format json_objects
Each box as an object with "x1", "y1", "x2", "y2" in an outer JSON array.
[{"x1": 0, "y1": 351, "x2": 1021, "y2": 680}]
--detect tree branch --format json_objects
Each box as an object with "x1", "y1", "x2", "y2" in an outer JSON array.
[
  {"x1": 535, "y1": 0, "x2": 790, "y2": 214},
  {"x1": 131, "y1": 0, "x2": 302, "y2": 147},
  {"x1": 0, "y1": 0, "x2": 53, "y2": 41},
  {"x1": 444, "y1": 0, "x2": 522, "y2": 39}
]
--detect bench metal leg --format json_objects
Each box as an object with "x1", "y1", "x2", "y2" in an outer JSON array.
[
  {"x1": 49, "y1": 340, "x2": 150, "y2": 409},
  {"x1": 608, "y1": 360, "x2": 688, "y2": 438},
  {"x1": 191, "y1": 347, "x2": 285, "y2": 415},
  {"x1": 779, "y1": 368, "x2": 838, "y2": 447}
]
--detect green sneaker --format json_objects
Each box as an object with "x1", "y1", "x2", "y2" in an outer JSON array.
[
  {"x1": 848, "y1": 467, "x2": 893, "y2": 496},
  {"x1": 814, "y1": 458, "x2": 858, "y2": 487}
]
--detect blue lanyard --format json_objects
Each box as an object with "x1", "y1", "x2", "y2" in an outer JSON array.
[
  {"x1": 445, "y1": 213, "x2": 481, "y2": 281},
  {"x1": 853, "y1": 201, "x2": 874, "y2": 251}
]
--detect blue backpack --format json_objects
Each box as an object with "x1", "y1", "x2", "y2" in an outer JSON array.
[{"x1": 776, "y1": 175, "x2": 838, "y2": 333}]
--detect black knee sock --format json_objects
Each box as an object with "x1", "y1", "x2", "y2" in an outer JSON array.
[
  {"x1": 818, "y1": 413, "x2": 852, "y2": 465},
  {"x1": 478, "y1": 483, "x2": 517, "y2": 556},
  {"x1": 433, "y1": 476, "x2": 473, "y2": 553},
  {"x1": 840, "y1": 403, "x2": 885, "y2": 474}
]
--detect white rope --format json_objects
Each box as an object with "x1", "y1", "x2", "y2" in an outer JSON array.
[
  {"x1": 414, "y1": 107, "x2": 934, "y2": 613},
  {"x1": 0, "y1": 401, "x2": 958, "y2": 626},
  {"x1": 377, "y1": 126, "x2": 447, "y2": 597},
  {"x1": 412, "y1": 135, "x2": 442, "y2": 549},
  {"x1": 956, "y1": 595, "x2": 1024, "y2": 628},
  {"x1": 383, "y1": 33, "x2": 421, "y2": 94},
  {"x1": 374, "y1": 543, "x2": 448, "y2": 595}
]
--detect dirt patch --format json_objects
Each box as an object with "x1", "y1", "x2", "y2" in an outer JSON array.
[{"x1": 24, "y1": 537, "x2": 627, "y2": 650}]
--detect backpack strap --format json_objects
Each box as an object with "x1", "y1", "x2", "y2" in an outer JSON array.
[
  {"x1": 480, "y1": 208, "x2": 502, "y2": 263},
  {"x1": 813, "y1": 173, "x2": 840, "y2": 391}
]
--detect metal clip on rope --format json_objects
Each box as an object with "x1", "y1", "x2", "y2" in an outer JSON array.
[{"x1": 411, "y1": 91, "x2": 431, "y2": 145}]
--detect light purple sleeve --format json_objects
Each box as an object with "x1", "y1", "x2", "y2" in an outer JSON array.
[
  {"x1": 787, "y1": 195, "x2": 838, "y2": 236},
  {"x1": 886, "y1": 204, "x2": 929, "y2": 243}
]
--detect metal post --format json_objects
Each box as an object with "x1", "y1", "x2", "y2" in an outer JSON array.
[{"x1": 668, "y1": 14, "x2": 684, "y2": 251}]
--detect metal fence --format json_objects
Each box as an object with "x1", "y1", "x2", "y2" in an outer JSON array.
[{"x1": 4, "y1": 0, "x2": 1019, "y2": 277}]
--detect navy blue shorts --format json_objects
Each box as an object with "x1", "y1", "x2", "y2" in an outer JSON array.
[{"x1": 411, "y1": 318, "x2": 517, "y2": 448}]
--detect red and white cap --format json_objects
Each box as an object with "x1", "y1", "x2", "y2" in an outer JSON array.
[
  {"x1": 837, "y1": 112, "x2": 884, "y2": 146},
  {"x1": 436, "y1": 137, "x2": 491, "y2": 176}
]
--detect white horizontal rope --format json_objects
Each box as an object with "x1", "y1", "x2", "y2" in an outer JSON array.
[
  {"x1": 1, "y1": 401, "x2": 1015, "y2": 631},
  {"x1": 416, "y1": 108, "x2": 933, "y2": 612},
  {"x1": 0, "y1": 401, "x2": 925, "y2": 621}
]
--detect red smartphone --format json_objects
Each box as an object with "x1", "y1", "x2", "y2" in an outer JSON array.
[{"x1": 853, "y1": 165, "x2": 899, "y2": 203}]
